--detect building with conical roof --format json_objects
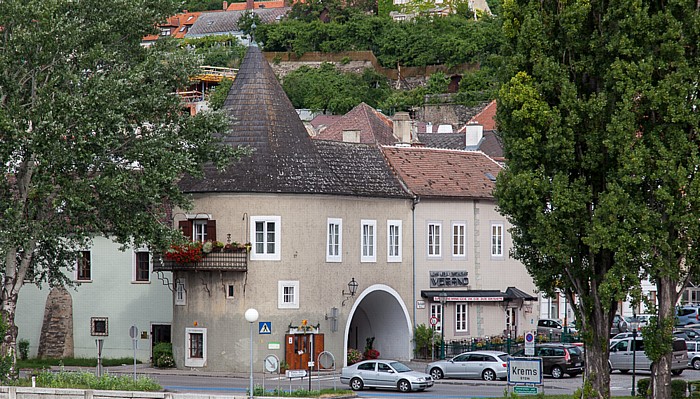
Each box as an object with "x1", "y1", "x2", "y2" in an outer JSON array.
[{"x1": 167, "y1": 45, "x2": 416, "y2": 372}]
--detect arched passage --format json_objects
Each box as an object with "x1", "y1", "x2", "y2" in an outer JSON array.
[{"x1": 343, "y1": 284, "x2": 412, "y2": 366}]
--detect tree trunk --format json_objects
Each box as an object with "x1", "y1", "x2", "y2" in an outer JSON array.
[
  {"x1": 580, "y1": 298, "x2": 613, "y2": 399},
  {"x1": 652, "y1": 275, "x2": 678, "y2": 399}
]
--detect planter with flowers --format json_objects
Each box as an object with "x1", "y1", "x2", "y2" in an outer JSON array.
[
  {"x1": 164, "y1": 242, "x2": 203, "y2": 264},
  {"x1": 347, "y1": 348, "x2": 362, "y2": 365},
  {"x1": 211, "y1": 241, "x2": 225, "y2": 252},
  {"x1": 363, "y1": 337, "x2": 380, "y2": 360}
]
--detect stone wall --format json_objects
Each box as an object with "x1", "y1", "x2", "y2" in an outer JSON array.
[
  {"x1": 37, "y1": 287, "x2": 74, "y2": 359},
  {"x1": 0, "y1": 386, "x2": 242, "y2": 399}
]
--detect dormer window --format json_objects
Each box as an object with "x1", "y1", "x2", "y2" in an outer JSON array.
[{"x1": 160, "y1": 28, "x2": 171, "y2": 36}]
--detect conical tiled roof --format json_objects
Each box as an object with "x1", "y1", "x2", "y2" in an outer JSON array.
[{"x1": 179, "y1": 46, "x2": 409, "y2": 198}]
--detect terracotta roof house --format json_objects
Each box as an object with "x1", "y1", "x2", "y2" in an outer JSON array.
[
  {"x1": 225, "y1": 0, "x2": 287, "y2": 10},
  {"x1": 167, "y1": 45, "x2": 416, "y2": 372},
  {"x1": 313, "y1": 103, "x2": 398, "y2": 145},
  {"x1": 142, "y1": 11, "x2": 201, "y2": 46},
  {"x1": 381, "y1": 146, "x2": 538, "y2": 340}
]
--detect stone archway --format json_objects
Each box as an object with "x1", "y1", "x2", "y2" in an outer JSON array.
[{"x1": 344, "y1": 284, "x2": 412, "y2": 366}]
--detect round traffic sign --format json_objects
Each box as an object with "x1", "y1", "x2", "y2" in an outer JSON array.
[
  {"x1": 264, "y1": 355, "x2": 279, "y2": 373},
  {"x1": 525, "y1": 331, "x2": 535, "y2": 343},
  {"x1": 429, "y1": 316, "x2": 438, "y2": 326}
]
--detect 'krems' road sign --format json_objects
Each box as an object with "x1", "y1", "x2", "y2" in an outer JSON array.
[{"x1": 508, "y1": 357, "x2": 542, "y2": 396}]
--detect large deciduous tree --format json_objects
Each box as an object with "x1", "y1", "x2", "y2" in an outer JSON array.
[
  {"x1": 496, "y1": 0, "x2": 700, "y2": 398},
  {"x1": 0, "y1": 0, "x2": 241, "y2": 371}
]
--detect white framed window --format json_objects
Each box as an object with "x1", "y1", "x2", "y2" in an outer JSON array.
[
  {"x1": 452, "y1": 222, "x2": 466, "y2": 257},
  {"x1": 491, "y1": 222, "x2": 504, "y2": 257},
  {"x1": 175, "y1": 279, "x2": 187, "y2": 306},
  {"x1": 74, "y1": 250, "x2": 92, "y2": 282},
  {"x1": 326, "y1": 218, "x2": 342, "y2": 262},
  {"x1": 185, "y1": 327, "x2": 206, "y2": 367},
  {"x1": 133, "y1": 251, "x2": 151, "y2": 283},
  {"x1": 428, "y1": 222, "x2": 441, "y2": 257},
  {"x1": 278, "y1": 280, "x2": 299, "y2": 309},
  {"x1": 387, "y1": 220, "x2": 402, "y2": 262},
  {"x1": 250, "y1": 216, "x2": 281, "y2": 261},
  {"x1": 361, "y1": 219, "x2": 376, "y2": 262},
  {"x1": 193, "y1": 220, "x2": 208, "y2": 242},
  {"x1": 455, "y1": 303, "x2": 468, "y2": 332},
  {"x1": 430, "y1": 303, "x2": 443, "y2": 333}
]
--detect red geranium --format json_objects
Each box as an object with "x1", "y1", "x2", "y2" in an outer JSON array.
[
  {"x1": 164, "y1": 242, "x2": 203, "y2": 264},
  {"x1": 363, "y1": 349, "x2": 380, "y2": 359}
]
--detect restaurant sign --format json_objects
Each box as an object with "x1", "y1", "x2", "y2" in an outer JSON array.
[
  {"x1": 430, "y1": 271, "x2": 469, "y2": 288},
  {"x1": 432, "y1": 296, "x2": 504, "y2": 302}
]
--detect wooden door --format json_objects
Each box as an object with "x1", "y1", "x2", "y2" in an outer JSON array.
[{"x1": 285, "y1": 333, "x2": 324, "y2": 370}]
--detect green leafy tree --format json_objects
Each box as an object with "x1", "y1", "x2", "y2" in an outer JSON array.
[
  {"x1": 0, "y1": 0, "x2": 245, "y2": 373},
  {"x1": 208, "y1": 78, "x2": 235, "y2": 110},
  {"x1": 496, "y1": 0, "x2": 700, "y2": 398}
]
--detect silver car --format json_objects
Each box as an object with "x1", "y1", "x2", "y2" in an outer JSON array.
[
  {"x1": 425, "y1": 350, "x2": 509, "y2": 381},
  {"x1": 340, "y1": 359, "x2": 434, "y2": 392}
]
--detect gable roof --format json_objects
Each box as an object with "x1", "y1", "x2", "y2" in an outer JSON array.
[
  {"x1": 143, "y1": 11, "x2": 201, "y2": 42},
  {"x1": 314, "y1": 103, "x2": 397, "y2": 145},
  {"x1": 178, "y1": 45, "x2": 409, "y2": 199},
  {"x1": 226, "y1": 0, "x2": 287, "y2": 10},
  {"x1": 468, "y1": 99, "x2": 497, "y2": 130},
  {"x1": 381, "y1": 147, "x2": 502, "y2": 199},
  {"x1": 187, "y1": 8, "x2": 289, "y2": 37}
]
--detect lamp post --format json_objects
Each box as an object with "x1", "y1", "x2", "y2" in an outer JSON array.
[
  {"x1": 631, "y1": 312, "x2": 638, "y2": 396},
  {"x1": 439, "y1": 289, "x2": 447, "y2": 360},
  {"x1": 245, "y1": 308, "x2": 259, "y2": 399}
]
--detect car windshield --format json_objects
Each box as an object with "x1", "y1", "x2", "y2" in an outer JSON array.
[
  {"x1": 497, "y1": 354, "x2": 510, "y2": 362},
  {"x1": 566, "y1": 346, "x2": 582, "y2": 355},
  {"x1": 390, "y1": 362, "x2": 412, "y2": 373}
]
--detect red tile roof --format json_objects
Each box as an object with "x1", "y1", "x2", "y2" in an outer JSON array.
[
  {"x1": 382, "y1": 147, "x2": 502, "y2": 199},
  {"x1": 468, "y1": 99, "x2": 497, "y2": 130},
  {"x1": 314, "y1": 103, "x2": 396, "y2": 145},
  {"x1": 226, "y1": 0, "x2": 286, "y2": 10},
  {"x1": 143, "y1": 11, "x2": 201, "y2": 42}
]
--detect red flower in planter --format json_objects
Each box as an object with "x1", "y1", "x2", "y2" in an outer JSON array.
[
  {"x1": 164, "y1": 242, "x2": 203, "y2": 264},
  {"x1": 363, "y1": 349, "x2": 380, "y2": 360}
]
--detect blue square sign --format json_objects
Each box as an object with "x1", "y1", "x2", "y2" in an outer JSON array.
[{"x1": 259, "y1": 322, "x2": 271, "y2": 334}]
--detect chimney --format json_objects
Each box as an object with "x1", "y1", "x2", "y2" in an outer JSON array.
[
  {"x1": 223, "y1": 1, "x2": 228, "y2": 9},
  {"x1": 392, "y1": 112, "x2": 413, "y2": 144},
  {"x1": 342, "y1": 130, "x2": 361, "y2": 143},
  {"x1": 246, "y1": 0, "x2": 254, "y2": 9},
  {"x1": 465, "y1": 123, "x2": 483, "y2": 147}
]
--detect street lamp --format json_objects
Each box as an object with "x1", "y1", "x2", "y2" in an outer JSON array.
[
  {"x1": 245, "y1": 308, "x2": 259, "y2": 399},
  {"x1": 631, "y1": 312, "x2": 639, "y2": 396},
  {"x1": 439, "y1": 289, "x2": 447, "y2": 360}
]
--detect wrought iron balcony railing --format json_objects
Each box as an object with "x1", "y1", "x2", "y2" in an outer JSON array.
[{"x1": 153, "y1": 250, "x2": 248, "y2": 272}]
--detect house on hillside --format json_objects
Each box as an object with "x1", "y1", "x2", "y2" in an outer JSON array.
[
  {"x1": 16, "y1": 236, "x2": 172, "y2": 362},
  {"x1": 141, "y1": 11, "x2": 201, "y2": 47},
  {"x1": 159, "y1": 44, "x2": 416, "y2": 372},
  {"x1": 185, "y1": 8, "x2": 290, "y2": 45}
]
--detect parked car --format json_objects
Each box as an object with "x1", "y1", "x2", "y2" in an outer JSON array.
[
  {"x1": 676, "y1": 306, "x2": 700, "y2": 326},
  {"x1": 340, "y1": 360, "x2": 433, "y2": 392},
  {"x1": 610, "y1": 331, "x2": 641, "y2": 346},
  {"x1": 611, "y1": 314, "x2": 628, "y2": 336},
  {"x1": 609, "y1": 337, "x2": 687, "y2": 375},
  {"x1": 674, "y1": 327, "x2": 700, "y2": 341},
  {"x1": 537, "y1": 319, "x2": 573, "y2": 339},
  {"x1": 686, "y1": 340, "x2": 700, "y2": 370},
  {"x1": 511, "y1": 343, "x2": 584, "y2": 378},
  {"x1": 425, "y1": 350, "x2": 509, "y2": 381}
]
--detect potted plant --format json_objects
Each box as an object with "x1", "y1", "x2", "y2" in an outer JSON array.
[
  {"x1": 164, "y1": 242, "x2": 203, "y2": 264},
  {"x1": 202, "y1": 240, "x2": 213, "y2": 254},
  {"x1": 212, "y1": 241, "x2": 225, "y2": 252}
]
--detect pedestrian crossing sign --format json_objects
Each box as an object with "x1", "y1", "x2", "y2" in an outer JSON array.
[{"x1": 259, "y1": 322, "x2": 271, "y2": 334}]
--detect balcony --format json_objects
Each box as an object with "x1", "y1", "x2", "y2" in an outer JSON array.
[{"x1": 153, "y1": 250, "x2": 248, "y2": 272}]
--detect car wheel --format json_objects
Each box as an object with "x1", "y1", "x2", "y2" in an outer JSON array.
[
  {"x1": 693, "y1": 358, "x2": 700, "y2": 370},
  {"x1": 397, "y1": 379, "x2": 411, "y2": 393},
  {"x1": 672, "y1": 369, "x2": 683, "y2": 376},
  {"x1": 482, "y1": 369, "x2": 496, "y2": 381},
  {"x1": 430, "y1": 367, "x2": 444, "y2": 380},
  {"x1": 551, "y1": 366, "x2": 563, "y2": 379},
  {"x1": 350, "y1": 377, "x2": 364, "y2": 391},
  {"x1": 620, "y1": 369, "x2": 629, "y2": 374}
]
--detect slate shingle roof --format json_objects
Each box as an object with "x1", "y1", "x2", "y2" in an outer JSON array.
[
  {"x1": 179, "y1": 45, "x2": 410, "y2": 199},
  {"x1": 382, "y1": 147, "x2": 502, "y2": 199},
  {"x1": 314, "y1": 103, "x2": 397, "y2": 145},
  {"x1": 187, "y1": 8, "x2": 289, "y2": 37},
  {"x1": 417, "y1": 130, "x2": 503, "y2": 161}
]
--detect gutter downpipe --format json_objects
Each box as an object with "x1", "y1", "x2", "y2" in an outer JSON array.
[{"x1": 412, "y1": 195, "x2": 420, "y2": 356}]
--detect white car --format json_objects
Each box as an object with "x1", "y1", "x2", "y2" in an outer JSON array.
[
  {"x1": 340, "y1": 359, "x2": 433, "y2": 392},
  {"x1": 425, "y1": 350, "x2": 509, "y2": 381}
]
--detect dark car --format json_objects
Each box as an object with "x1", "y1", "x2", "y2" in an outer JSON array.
[{"x1": 512, "y1": 343, "x2": 584, "y2": 379}]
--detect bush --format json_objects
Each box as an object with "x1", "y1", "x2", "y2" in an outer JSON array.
[
  {"x1": 29, "y1": 370, "x2": 161, "y2": 391},
  {"x1": 18, "y1": 339, "x2": 29, "y2": 361},
  {"x1": 347, "y1": 348, "x2": 362, "y2": 365},
  {"x1": 152, "y1": 342, "x2": 174, "y2": 368},
  {"x1": 637, "y1": 378, "x2": 651, "y2": 398},
  {"x1": 672, "y1": 379, "x2": 688, "y2": 399}
]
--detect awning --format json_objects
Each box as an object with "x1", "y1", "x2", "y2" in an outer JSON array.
[{"x1": 421, "y1": 286, "x2": 537, "y2": 302}]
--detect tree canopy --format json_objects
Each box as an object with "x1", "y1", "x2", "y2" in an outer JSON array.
[
  {"x1": 496, "y1": 0, "x2": 700, "y2": 398},
  {"x1": 0, "y1": 0, "x2": 243, "y2": 367}
]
